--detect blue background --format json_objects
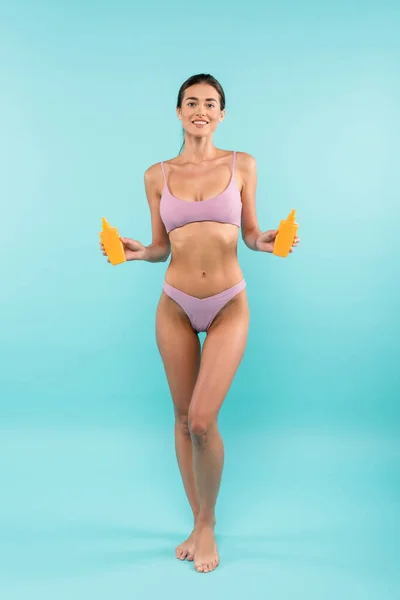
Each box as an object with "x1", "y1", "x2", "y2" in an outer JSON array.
[{"x1": 0, "y1": 0, "x2": 399, "y2": 598}]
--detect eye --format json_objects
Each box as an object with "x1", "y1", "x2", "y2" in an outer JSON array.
[
  {"x1": 207, "y1": 104, "x2": 215, "y2": 108},
  {"x1": 187, "y1": 102, "x2": 196, "y2": 107}
]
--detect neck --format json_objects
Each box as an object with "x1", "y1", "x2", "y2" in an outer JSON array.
[{"x1": 180, "y1": 136, "x2": 218, "y2": 164}]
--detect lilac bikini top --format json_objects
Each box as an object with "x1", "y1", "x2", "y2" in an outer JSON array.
[{"x1": 159, "y1": 151, "x2": 242, "y2": 234}]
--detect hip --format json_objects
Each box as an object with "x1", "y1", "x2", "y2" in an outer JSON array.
[{"x1": 164, "y1": 262, "x2": 245, "y2": 299}]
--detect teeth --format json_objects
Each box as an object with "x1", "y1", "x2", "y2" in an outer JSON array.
[{"x1": 193, "y1": 121, "x2": 207, "y2": 124}]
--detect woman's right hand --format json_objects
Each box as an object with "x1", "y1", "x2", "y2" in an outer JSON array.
[{"x1": 99, "y1": 237, "x2": 146, "y2": 262}]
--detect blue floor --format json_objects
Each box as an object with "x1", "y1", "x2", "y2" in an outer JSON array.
[{"x1": 1, "y1": 424, "x2": 398, "y2": 600}]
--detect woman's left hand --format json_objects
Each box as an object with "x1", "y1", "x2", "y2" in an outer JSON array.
[{"x1": 255, "y1": 230, "x2": 300, "y2": 253}]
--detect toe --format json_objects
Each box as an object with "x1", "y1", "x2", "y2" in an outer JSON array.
[{"x1": 187, "y1": 552, "x2": 194, "y2": 561}]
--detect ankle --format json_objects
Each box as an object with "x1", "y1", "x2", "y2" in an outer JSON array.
[{"x1": 196, "y1": 514, "x2": 216, "y2": 528}]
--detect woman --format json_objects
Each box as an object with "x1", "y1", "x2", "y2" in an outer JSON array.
[{"x1": 100, "y1": 73, "x2": 300, "y2": 574}]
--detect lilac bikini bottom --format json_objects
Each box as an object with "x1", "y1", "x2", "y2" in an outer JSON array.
[{"x1": 162, "y1": 279, "x2": 246, "y2": 333}]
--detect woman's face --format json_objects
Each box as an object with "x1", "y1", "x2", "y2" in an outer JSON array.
[{"x1": 177, "y1": 83, "x2": 225, "y2": 137}]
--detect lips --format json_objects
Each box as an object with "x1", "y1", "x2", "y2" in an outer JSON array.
[{"x1": 192, "y1": 120, "x2": 208, "y2": 125}]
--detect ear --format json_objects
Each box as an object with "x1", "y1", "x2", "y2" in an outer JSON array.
[
  {"x1": 176, "y1": 107, "x2": 182, "y2": 121},
  {"x1": 219, "y1": 109, "x2": 226, "y2": 123}
]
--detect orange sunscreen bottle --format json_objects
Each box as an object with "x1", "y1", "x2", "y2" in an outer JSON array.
[
  {"x1": 273, "y1": 209, "x2": 299, "y2": 258},
  {"x1": 99, "y1": 217, "x2": 126, "y2": 265}
]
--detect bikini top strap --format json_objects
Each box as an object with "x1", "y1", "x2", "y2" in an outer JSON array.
[
  {"x1": 230, "y1": 151, "x2": 237, "y2": 182},
  {"x1": 160, "y1": 161, "x2": 166, "y2": 184}
]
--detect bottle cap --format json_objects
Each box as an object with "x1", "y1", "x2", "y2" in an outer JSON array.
[{"x1": 286, "y1": 209, "x2": 296, "y2": 223}]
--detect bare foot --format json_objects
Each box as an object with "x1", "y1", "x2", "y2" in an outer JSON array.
[
  {"x1": 176, "y1": 529, "x2": 196, "y2": 561},
  {"x1": 194, "y1": 523, "x2": 219, "y2": 573}
]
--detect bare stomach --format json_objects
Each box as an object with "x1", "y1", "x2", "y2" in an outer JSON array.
[{"x1": 164, "y1": 222, "x2": 244, "y2": 298}]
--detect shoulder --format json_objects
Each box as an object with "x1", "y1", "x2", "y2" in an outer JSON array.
[
  {"x1": 235, "y1": 151, "x2": 257, "y2": 172},
  {"x1": 144, "y1": 156, "x2": 180, "y2": 181},
  {"x1": 144, "y1": 162, "x2": 167, "y2": 197},
  {"x1": 144, "y1": 162, "x2": 163, "y2": 183},
  {"x1": 235, "y1": 152, "x2": 257, "y2": 189}
]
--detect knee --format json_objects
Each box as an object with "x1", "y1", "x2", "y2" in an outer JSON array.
[
  {"x1": 188, "y1": 412, "x2": 215, "y2": 438},
  {"x1": 175, "y1": 412, "x2": 190, "y2": 436},
  {"x1": 189, "y1": 419, "x2": 207, "y2": 438}
]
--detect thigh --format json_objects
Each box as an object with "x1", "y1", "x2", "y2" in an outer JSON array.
[
  {"x1": 189, "y1": 289, "x2": 250, "y2": 424},
  {"x1": 156, "y1": 291, "x2": 201, "y2": 417}
]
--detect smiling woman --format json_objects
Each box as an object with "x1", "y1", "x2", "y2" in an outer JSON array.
[
  {"x1": 100, "y1": 72, "x2": 299, "y2": 574},
  {"x1": 176, "y1": 74, "x2": 226, "y2": 153}
]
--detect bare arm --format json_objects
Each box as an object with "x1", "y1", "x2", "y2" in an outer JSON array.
[
  {"x1": 142, "y1": 163, "x2": 171, "y2": 263},
  {"x1": 239, "y1": 153, "x2": 300, "y2": 254},
  {"x1": 238, "y1": 153, "x2": 262, "y2": 251}
]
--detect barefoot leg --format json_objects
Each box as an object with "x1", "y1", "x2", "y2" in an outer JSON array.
[
  {"x1": 189, "y1": 290, "x2": 249, "y2": 572},
  {"x1": 156, "y1": 292, "x2": 200, "y2": 560}
]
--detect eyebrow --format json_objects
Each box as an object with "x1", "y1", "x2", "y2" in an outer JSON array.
[{"x1": 185, "y1": 96, "x2": 218, "y2": 102}]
